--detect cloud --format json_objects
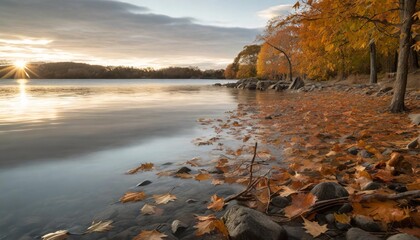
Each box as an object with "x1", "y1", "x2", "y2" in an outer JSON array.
[
  {"x1": 257, "y1": 4, "x2": 293, "y2": 20},
  {"x1": 0, "y1": 0, "x2": 260, "y2": 69}
]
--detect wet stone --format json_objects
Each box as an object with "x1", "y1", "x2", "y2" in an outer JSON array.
[
  {"x1": 387, "y1": 233, "x2": 419, "y2": 240},
  {"x1": 346, "y1": 228, "x2": 380, "y2": 240},
  {"x1": 176, "y1": 167, "x2": 191, "y2": 174},
  {"x1": 310, "y1": 182, "x2": 349, "y2": 201}
]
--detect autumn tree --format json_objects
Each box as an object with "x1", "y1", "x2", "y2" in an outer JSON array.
[{"x1": 225, "y1": 45, "x2": 261, "y2": 79}]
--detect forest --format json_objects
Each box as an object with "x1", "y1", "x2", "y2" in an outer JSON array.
[
  {"x1": 0, "y1": 62, "x2": 225, "y2": 80},
  {"x1": 225, "y1": 0, "x2": 420, "y2": 112}
]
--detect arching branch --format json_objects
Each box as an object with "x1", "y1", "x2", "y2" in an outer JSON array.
[{"x1": 263, "y1": 38, "x2": 293, "y2": 82}]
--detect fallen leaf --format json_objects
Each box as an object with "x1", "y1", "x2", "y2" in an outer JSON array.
[
  {"x1": 120, "y1": 192, "x2": 146, "y2": 203},
  {"x1": 127, "y1": 163, "x2": 154, "y2": 174},
  {"x1": 86, "y1": 220, "x2": 113, "y2": 233},
  {"x1": 302, "y1": 217, "x2": 328, "y2": 237},
  {"x1": 284, "y1": 193, "x2": 316, "y2": 218},
  {"x1": 153, "y1": 193, "x2": 177, "y2": 205},
  {"x1": 133, "y1": 230, "x2": 167, "y2": 240},
  {"x1": 212, "y1": 179, "x2": 224, "y2": 185},
  {"x1": 176, "y1": 173, "x2": 195, "y2": 179},
  {"x1": 195, "y1": 173, "x2": 211, "y2": 181},
  {"x1": 334, "y1": 213, "x2": 350, "y2": 224},
  {"x1": 141, "y1": 204, "x2": 156, "y2": 215},
  {"x1": 195, "y1": 215, "x2": 228, "y2": 237},
  {"x1": 207, "y1": 194, "x2": 225, "y2": 211},
  {"x1": 42, "y1": 230, "x2": 68, "y2": 240}
]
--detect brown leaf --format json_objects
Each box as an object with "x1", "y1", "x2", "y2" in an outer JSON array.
[
  {"x1": 302, "y1": 217, "x2": 328, "y2": 237},
  {"x1": 153, "y1": 193, "x2": 176, "y2": 205},
  {"x1": 195, "y1": 173, "x2": 211, "y2": 181},
  {"x1": 176, "y1": 173, "x2": 195, "y2": 179},
  {"x1": 207, "y1": 194, "x2": 225, "y2": 211},
  {"x1": 211, "y1": 179, "x2": 224, "y2": 185},
  {"x1": 195, "y1": 215, "x2": 228, "y2": 237},
  {"x1": 133, "y1": 230, "x2": 167, "y2": 240},
  {"x1": 42, "y1": 230, "x2": 69, "y2": 240},
  {"x1": 127, "y1": 163, "x2": 154, "y2": 174},
  {"x1": 120, "y1": 192, "x2": 146, "y2": 203},
  {"x1": 86, "y1": 220, "x2": 113, "y2": 233},
  {"x1": 284, "y1": 193, "x2": 316, "y2": 218}
]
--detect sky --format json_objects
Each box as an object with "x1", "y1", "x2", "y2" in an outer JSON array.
[{"x1": 0, "y1": 0, "x2": 294, "y2": 69}]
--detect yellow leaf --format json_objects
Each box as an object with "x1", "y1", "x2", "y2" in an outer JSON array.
[
  {"x1": 153, "y1": 193, "x2": 177, "y2": 205},
  {"x1": 120, "y1": 192, "x2": 146, "y2": 203},
  {"x1": 133, "y1": 230, "x2": 167, "y2": 240},
  {"x1": 195, "y1": 173, "x2": 211, "y2": 181},
  {"x1": 302, "y1": 217, "x2": 328, "y2": 237},
  {"x1": 141, "y1": 204, "x2": 156, "y2": 215},
  {"x1": 127, "y1": 163, "x2": 154, "y2": 174},
  {"x1": 42, "y1": 230, "x2": 68, "y2": 240},
  {"x1": 334, "y1": 213, "x2": 350, "y2": 224}
]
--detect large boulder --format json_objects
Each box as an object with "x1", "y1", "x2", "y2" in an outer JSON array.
[
  {"x1": 223, "y1": 205, "x2": 287, "y2": 240},
  {"x1": 288, "y1": 77, "x2": 305, "y2": 90},
  {"x1": 387, "y1": 233, "x2": 419, "y2": 240},
  {"x1": 346, "y1": 228, "x2": 380, "y2": 240},
  {"x1": 310, "y1": 182, "x2": 349, "y2": 201},
  {"x1": 257, "y1": 80, "x2": 277, "y2": 91}
]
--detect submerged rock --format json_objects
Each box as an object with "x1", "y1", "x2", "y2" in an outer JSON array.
[
  {"x1": 176, "y1": 167, "x2": 191, "y2": 174},
  {"x1": 310, "y1": 182, "x2": 349, "y2": 201},
  {"x1": 346, "y1": 228, "x2": 380, "y2": 240},
  {"x1": 223, "y1": 205, "x2": 287, "y2": 240}
]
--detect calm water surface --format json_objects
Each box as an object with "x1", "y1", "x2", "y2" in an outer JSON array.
[{"x1": 0, "y1": 79, "x2": 240, "y2": 239}]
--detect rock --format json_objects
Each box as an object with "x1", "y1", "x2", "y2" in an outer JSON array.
[
  {"x1": 388, "y1": 183, "x2": 408, "y2": 193},
  {"x1": 338, "y1": 203, "x2": 353, "y2": 214},
  {"x1": 394, "y1": 161, "x2": 413, "y2": 175},
  {"x1": 409, "y1": 114, "x2": 420, "y2": 125},
  {"x1": 271, "y1": 196, "x2": 290, "y2": 208},
  {"x1": 136, "y1": 180, "x2": 152, "y2": 187},
  {"x1": 283, "y1": 226, "x2": 312, "y2": 240},
  {"x1": 257, "y1": 81, "x2": 276, "y2": 91},
  {"x1": 171, "y1": 219, "x2": 188, "y2": 234},
  {"x1": 176, "y1": 167, "x2": 191, "y2": 174},
  {"x1": 207, "y1": 167, "x2": 224, "y2": 174},
  {"x1": 347, "y1": 147, "x2": 360, "y2": 155},
  {"x1": 336, "y1": 222, "x2": 351, "y2": 231},
  {"x1": 379, "y1": 86, "x2": 393, "y2": 93},
  {"x1": 352, "y1": 215, "x2": 386, "y2": 232},
  {"x1": 223, "y1": 205, "x2": 287, "y2": 240},
  {"x1": 288, "y1": 77, "x2": 305, "y2": 90},
  {"x1": 225, "y1": 82, "x2": 237, "y2": 88},
  {"x1": 359, "y1": 150, "x2": 374, "y2": 158},
  {"x1": 325, "y1": 213, "x2": 335, "y2": 224},
  {"x1": 310, "y1": 182, "x2": 349, "y2": 201},
  {"x1": 346, "y1": 228, "x2": 380, "y2": 240},
  {"x1": 213, "y1": 83, "x2": 222, "y2": 87},
  {"x1": 387, "y1": 233, "x2": 419, "y2": 240},
  {"x1": 245, "y1": 82, "x2": 257, "y2": 90},
  {"x1": 186, "y1": 198, "x2": 198, "y2": 203},
  {"x1": 407, "y1": 138, "x2": 419, "y2": 149},
  {"x1": 362, "y1": 182, "x2": 382, "y2": 191}
]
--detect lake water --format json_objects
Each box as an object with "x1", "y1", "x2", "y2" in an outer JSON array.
[{"x1": 0, "y1": 79, "x2": 244, "y2": 239}]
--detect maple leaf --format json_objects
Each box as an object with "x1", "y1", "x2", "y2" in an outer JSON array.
[
  {"x1": 153, "y1": 193, "x2": 177, "y2": 205},
  {"x1": 141, "y1": 204, "x2": 156, "y2": 215},
  {"x1": 195, "y1": 215, "x2": 228, "y2": 237},
  {"x1": 127, "y1": 163, "x2": 154, "y2": 174},
  {"x1": 133, "y1": 230, "x2": 167, "y2": 240},
  {"x1": 41, "y1": 230, "x2": 68, "y2": 240},
  {"x1": 302, "y1": 217, "x2": 328, "y2": 237},
  {"x1": 195, "y1": 173, "x2": 211, "y2": 181},
  {"x1": 334, "y1": 213, "x2": 350, "y2": 224},
  {"x1": 120, "y1": 191, "x2": 146, "y2": 203},
  {"x1": 284, "y1": 193, "x2": 316, "y2": 218},
  {"x1": 85, "y1": 220, "x2": 113, "y2": 233},
  {"x1": 207, "y1": 194, "x2": 225, "y2": 211}
]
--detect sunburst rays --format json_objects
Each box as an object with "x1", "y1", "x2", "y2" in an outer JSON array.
[{"x1": 0, "y1": 61, "x2": 38, "y2": 79}]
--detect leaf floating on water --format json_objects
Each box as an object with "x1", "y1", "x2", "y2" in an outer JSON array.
[
  {"x1": 211, "y1": 179, "x2": 224, "y2": 185},
  {"x1": 176, "y1": 173, "x2": 195, "y2": 179},
  {"x1": 133, "y1": 229, "x2": 168, "y2": 240},
  {"x1": 86, "y1": 220, "x2": 113, "y2": 233},
  {"x1": 41, "y1": 230, "x2": 69, "y2": 240},
  {"x1": 195, "y1": 173, "x2": 211, "y2": 181},
  {"x1": 302, "y1": 217, "x2": 328, "y2": 237},
  {"x1": 120, "y1": 191, "x2": 146, "y2": 203},
  {"x1": 141, "y1": 204, "x2": 156, "y2": 215},
  {"x1": 127, "y1": 163, "x2": 154, "y2": 174},
  {"x1": 195, "y1": 215, "x2": 228, "y2": 237},
  {"x1": 207, "y1": 194, "x2": 225, "y2": 211},
  {"x1": 153, "y1": 193, "x2": 177, "y2": 205}
]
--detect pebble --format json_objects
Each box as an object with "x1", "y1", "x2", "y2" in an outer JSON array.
[
  {"x1": 136, "y1": 180, "x2": 152, "y2": 187},
  {"x1": 310, "y1": 182, "x2": 349, "y2": 201}
]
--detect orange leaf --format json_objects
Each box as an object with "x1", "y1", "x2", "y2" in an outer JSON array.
[
  {"x1": 284, "y1": 193, "x2": 316, "y2": 218},
  {"x1": 120, "y1": 192, "x2": 146, "y2": 203},
  {"x1": 195, "y1": 215, "x2": 228, "y2": 237},
  {"x1": 207, "y1": 194, "x2": 225, "y2": 211},
  {"x1": 153, "y1": 193, "x2": 176, "y2": 205},
  {"x1": 195, "y1": 173, "x2": 211, "y2": 181},
  {"x1": 133, "y1": 230, "x2": 167, "y2": 240},
  {"x1": 127, "y1": 163, "x2": 154, "y2": 174}
]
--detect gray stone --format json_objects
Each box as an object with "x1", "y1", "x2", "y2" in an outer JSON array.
[
  {"x1": 271, "y1": 196, "x2": 290, "y2": 208},
  {"x1": 346, "y1": 228, "x2": 380, "y2": 240},
  {"x1": 176, "y1": 167, "x2": 191, "y2": 174},
  {"x1": 352, "y1": 215, "x2": 386, "y2": 232},
  {"x1": 223, "y1": 205, "x2": 287, "y2": 240},
  {"x1": 214, "y1": 83, "x2": 222, "y2": 87},
  {"x1": 283, "y1": 226, "x2": 312, "y2": 240},
  {"x1": 288, "y1": 77, "x2": 305, "y2": 90},
  {"x1": 171, "y1": 219, "x2": 188, "y2": 234},
  {"x1": 338, "y1": 203, "x2": 353, "y2": 214},
  {"x1": 387, "y1": 233, "x2": 419, "y2": 240},
  {"x1": 407, "y1": 138, "x2": 419, "y2": 149},
  {"x1": 310, "y1": 182, "x2": 349, "y2": 201},
  {"x1": 359, "y1": 150, "x2": 374, "y2": 158},
  {"x1": 362, "y1": 182, "x2": 382, "y2": 191},
  {"x1": 136, "y1": 180, "x2": 152, "y2": 187},
  {"x1": 409, "y1": 114, "x2": 420, "y2": 125},
  {"x1": 347, "y1": 147, "x2": 359, "y2": 155},
  {"x1": 325, "y1": 213, "x2": 335, "y2": 224}
]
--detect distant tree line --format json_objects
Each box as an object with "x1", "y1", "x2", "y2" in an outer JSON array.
[{"x1": 1, "y1": 62, "x2": 225, "y2": 79}]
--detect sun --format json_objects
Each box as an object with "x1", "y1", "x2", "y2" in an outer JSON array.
[{"x1": 14, "y1": 60, "x2": 27, "y2": 70}]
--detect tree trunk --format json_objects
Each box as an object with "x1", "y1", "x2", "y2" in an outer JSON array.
[
  {"x1": 369, "y1": 40, "x2": 378, "y2": 84},
  {"x1": 264, "y1": 40, "x2": 293, "y2": 82},
  {"x1": 390, "y1": 0, "x2": 417, "y2": 113},
  {"x1": 392, "y1": 50, "x2": 398, "y2": 73}
]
